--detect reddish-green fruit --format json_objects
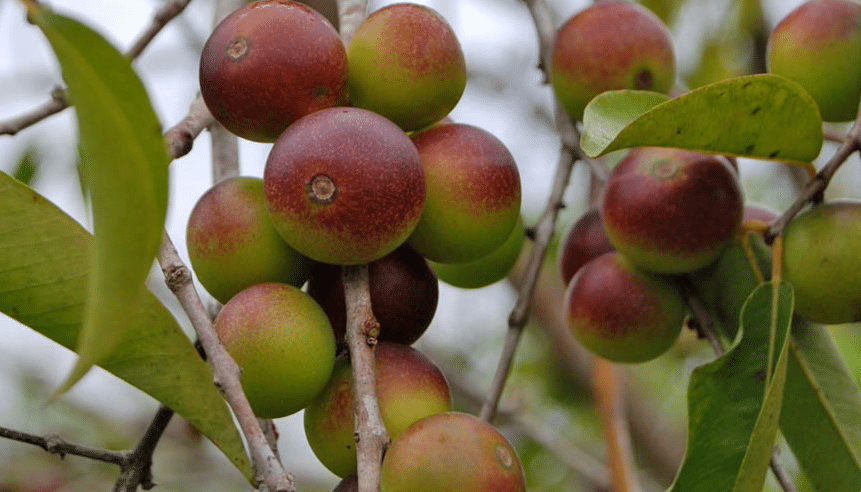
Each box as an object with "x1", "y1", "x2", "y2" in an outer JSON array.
[
  {"x1": 550, "y1": 1, "x2": 676, "y2": 121},
  {"x1": 408, "y1": 123, "x2": 521, "y2": 263},
  {"x1": 380, "y1": 412, "x2": 525, "y2": 492},
  {"x1": 186, "y1": 176, "x2": 312, "y2": 304},
  {"x1": 199, "y1": 0, "x2": 348, "y2": 142},
  {"x1": 783, "y1": 200, "x2": 861, "y2": 324},
  {"x1": 565, "y1": 252, "x2": 686, "y2": 363},
  {"x1": 347, "y1": 3, "x2": 466, "y2": 131},
  {"x1": 429, "y1": 216, "x2": 525, "y2": 289},
  {"x1": 306, "y1": 245, "x2": 439, "y2": 346},
  {"x1": 558, "y1": 206, "x2": 615, "y2": 285},
  {"x1": 601, "y1": 147, "x2": 743, "y2": 274},
  {"x1": 264, "y1": 107, "x2": 426, "y2": 265},
  {"x1": 767, "y1": 0, "x2": 861, "y2": 122},
  {"x1": 213, "y1": 283, "x2": 335, "y2": 418},
  {"x1": 304, "y1": 342, "x2": 452, "y2": 478}
]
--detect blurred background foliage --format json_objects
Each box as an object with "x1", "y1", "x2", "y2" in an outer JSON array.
[{"x1": 0, "y1": 0, "x2": 859, "y2": 490}]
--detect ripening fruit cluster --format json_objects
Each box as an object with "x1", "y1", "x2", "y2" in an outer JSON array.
[{"x1": 190, "y1": 1, "x2": 526, "y2": 489}]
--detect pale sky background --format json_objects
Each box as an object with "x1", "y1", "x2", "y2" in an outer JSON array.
[{"x1": 0, "y1": 0, "x2": 846, "y2": 488}]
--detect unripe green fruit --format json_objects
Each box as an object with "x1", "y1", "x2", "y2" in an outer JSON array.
[
  {"x1": 213, "y1": 283, "x2": 335, "y2": 418},
  {"x1": 408, "y1": 123, "x2": 521, "y2": 263},
  {"x1": 264, "y1": 107, "x2": 426, "y2": 265},
  {"x1": 767, "y1": 0, "x2": 861, "y2": 122},
  {"x1": 601, "y1": 147, "x2": 744, "y2": 274},
  {"x1": 199, "y1": 0, "x2": 348, "y2": 142},
  {"x1": 783, "y1": 200, "x2": 861, "y2": 324},
  {"x1": 186, "y1": 176, "x2": 312, "y2": 304},
  {"x1": 303, "y1": 342, "x2": 452, "y2": 478},
  {"x1": 550, "y1": 1, "x2": 676, "y2": 121},
  {"x1": 429, "y1": 216, "x2": 525, "y2": 289},
  {"x1": 565, "y1": 252, "x2": 686, "y2": 363},
  {"x1": 347, "y1": 3, "x2": 466, "y2": 131},
  {"x1": 380, "y1": 412, "x2": 526, "y2": 492}
]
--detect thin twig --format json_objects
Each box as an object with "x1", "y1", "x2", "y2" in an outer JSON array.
[
  {"x1": 113, "y1": 405, "x2": 175, "y2": 492},
  {"x1": 593, "y1": 358, "x2": 639, "y2": 492},
  {"x1": 766, "y1": 104, "x2": 861, "y2": 243},
  {"x1": 209, "y1": 121, "x2": 240, "y2": 182},
  {"x1": 0, "y1": 0, "x2": 194, "y2": 136},
  {"x1": 479, "y1": 0, "x2": 592, "y2": 423},
  {"x1": 342, "y1": 264, "x2": 388, "y2": 492},
  {"x1": 157, "y1": 232, "x2": 295, "y2": 492},
  {"x1": 164, "y1": 94, "x2": 214, "y2": 160},
  {"x1": 0, "y1": 425, "x2": 128, "y2": 465}
]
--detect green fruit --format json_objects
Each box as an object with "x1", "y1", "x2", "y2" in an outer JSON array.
[
  {"x1": 199, "y1": 0, "x2": 348, "y2": 142},
  {"x1": 429, "y1": 216, "x2": 525, "y2": 289},
  {"x1": 264, "y1": 107, "x2": 426, "y2": 265},
  {"x1": 767, "y1": 0, "x2": 861, "y2": 122},
  {"x1": 213, "y1": 282, "x2": 335, "y2": 418},
  {"x1": 186, "y1": 176, "x2": 312, "y2": 304},
  {"x1": 303, "y1": 342, "x2": 452, "y2": 478},
  {"x1": 408, "y1": 123, "x2": 521, "y2": 263},
  {"x1": 783, "y1": 200, "x2": 861, "y2": 324},
  {"x1": 601, "y1": 147, "x2": 744, "y2": 274},
  {"x1": 565, "y1": 252, "x2": 686, "y2": 363},
  {"x1": 380, "y1": 412, "x2": 526, "y2": 492},
  {"x1": 347, "y1": 3, "x2": 466, "y2": 131},
  {"x1": 550, "y1": 1, "x2": 676, "y2": 121}
]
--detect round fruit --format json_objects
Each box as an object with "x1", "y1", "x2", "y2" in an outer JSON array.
[
  {"x1": 213, "y1": 282, "x2": 335, "y2": 418},
  {"x1": 601, "y1": 147, "x2": 744, "y2": 274},
  {"x1": 558, "y1": 206, "x2": 615, "y2": 286},
  {"x1": 186, "y1": 176, "x2": 312, "y2": 304},
  {"x1": 380, "y1": 412, "x2": 526, "y2": 492},
  {"x1": 306, "y1": 245, "x2": 439, "y2": 346},
  {"x1": 550, "y1": 1, "x2": 676, "y2": 121},
  {"x1": 767, "y1": 0, "x2": 861, "y2": 122},
  {"x1": 565, "y1": 252, "x2": 686, "y2": 363},
  {"x1": 347, "y1": 3, "x2": 466, "y2": 131},
  {"x1": 408, "y1": 123, "x2": 521, "y2": 263},
  {"x1": 264, "y1": 107, "x2": 426, "y2": 265},
  {"x1": 783, "y1": 200, "x2": 861, "y2": 324},
  {"x1": 332, "y1": 474, "x2": 357, "y2": 492},
  {"x1": 429, "y1": 215, "x2": 525, "y2": 289},
  {"x1": 199, "y1": 0, "x2": 348, "y2": 142},
  {"x1": 303, "y1": 341, "x2": 452, "y2": 478}
]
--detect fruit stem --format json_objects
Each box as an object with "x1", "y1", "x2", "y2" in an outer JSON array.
[
  {"x1": 342, "y1": 264, "x2": 388, "y2": 492},
  {"x1": 593, "y1": 358, "x2": 640, "y2": 492}
]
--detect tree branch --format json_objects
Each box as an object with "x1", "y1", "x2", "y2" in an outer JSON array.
[
  {"x1": 0, "y1": 0, "x2": 194, "y2": 136},
  {"x1": 342, "y1": 264, "x2": 388, "y2": 492},
  {"x1": 157, "y1": 232, "x2": 295, "y2": 492},
  {"x1": 336, "y1": 0, "x2": 367, "y2": 46},
  {"x1": 0, "y1": 425, "x2": 128, "y2": 465},
  {"x1": 113, "y1": 405, "x2": 175, "y2": 492},
  {"x1": 164, "y1": 94, "x2": 214, "y2": 160}
]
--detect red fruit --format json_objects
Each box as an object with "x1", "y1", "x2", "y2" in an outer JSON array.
[
  {"x1": 306, "y1": 245, "x2": 439, "y2": 346},
  {"x1": 558, "y1": 205, "x2": 615, "y2": 285},
  {"x1": 199, "y1": 0, "x2": 348, "y2": 142},
  {"x1": 264, "y1": 107, "x2": 426, "y2": 265},
  {"x1": 601, "y1": 147, "x2": 744, "y2": 274}
]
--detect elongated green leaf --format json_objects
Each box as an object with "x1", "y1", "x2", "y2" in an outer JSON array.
[
  {"x1": 0, "y1": 172, "x2": 251, "y2": 479},
  {"x1": 669, "y1": 282, "x2": 793, "y2": 492},
  {"x1": 26, "y1": 3, "x2": 170, "y2": 391},
  {"x1": 780, "y1": 324, "x2": 861, "y2": 492},
  {"x1": 581, "y1": 74, "x2": 823, "y2": 163}
]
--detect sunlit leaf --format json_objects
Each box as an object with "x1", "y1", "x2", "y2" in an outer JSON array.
[
  {"x1": 668, "y1": 282, "x2": 793, "y2": 492},
  {"x1": 26, "y1": 3, "x2": 170, "y2": 391},
  {"x1": 581, "y1": 74, "x2": 823, "y2": 164},
  {"x1": 780, "y1": 324, "x2": 861, "y2": 492},
  {"x1": 0, "y1": 172, "x2": 252, "y2": 480}
]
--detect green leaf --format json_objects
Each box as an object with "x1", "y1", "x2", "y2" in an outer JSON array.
[
  {"x1": 581, "y1": 74, "x2": 823, "y2": 163},
  {"x1": 26, "y1": 4, "x2": 170, "y2": 390},
  {"x1": 780, "y1": 324, "x2": 861, "y2": 492},
  {"x1": 0, "y1": 172, "x2": 252, "y2": 480},
  {"x1": 12, "y1": 146, "x2": 40, "y2": 186},
  {"x1": 668, "y1": 282, "x2": 793, "y2": 492}
]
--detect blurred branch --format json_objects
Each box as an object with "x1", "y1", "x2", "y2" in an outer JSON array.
[
  {"x1": 0, "y1": 0, "x2": 194, "y2": 136},
  {"x1": 0, "y1": 425, "x2": 127, "y2": 465},
  {"x1": 164, "y1": 94, "x2": 214, "y2": 160},
  {"x1": 479, "y1": 0, "x2": 602, "y2": 423},
  {"x1": 766, "y1": 104, "x2": 861, "y2": 242},
  {"x1": 336, "y1": 0, "x2": 367, "y2": 46},
  {"x1": 342, "y1": 265, "x2": 389, "y2": 492},
  {"x1": 157, "y1": 232, "x2": 295, "y2": 492},
  {"x1": 593, "y1": 358, "x2": 640, "y2": 492},
  {"x1": 209, "y1": 121, "x2": 240, "y2": 181}
]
